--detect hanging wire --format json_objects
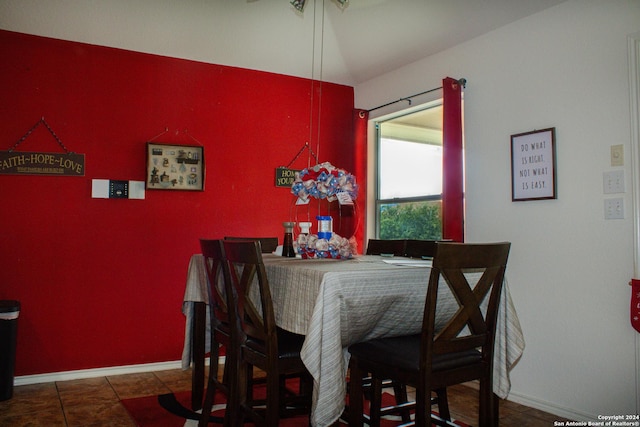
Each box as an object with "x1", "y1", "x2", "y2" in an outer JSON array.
[
  {"x1": 291, "y1": 0, "x2": 332, "y2": 228},
  {"x1": 285, "y1": 142, "x2": 319, "y2": 169},
  {"x1": 306, "y1": 0, "x2": 317, "y2": 169},
  {"x1": 183, "y1": 129, "x2": 203, "y2": 145},
  {"x1": 148, "y1": 127, "x2": 169, "y2": 142},
  {"x1": 8, "y1": 117, "x2": 71, "y2": 153},
  {"x1": 146, "y1": 127, "x2": 203, "y2": 146},
  {"x1": 315, "y1": 0, "x2": 325, "y2": 164}
]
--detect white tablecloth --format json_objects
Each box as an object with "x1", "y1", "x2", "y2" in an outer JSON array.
[
  {"x1": 181, "y1": 254, "x2": 210, "y2": 371},
  {"x1": 182, "y1": 254, "x2": 525, "y2": 427}
]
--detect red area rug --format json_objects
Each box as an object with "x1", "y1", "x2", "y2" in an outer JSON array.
[{"x1": 121, "y1": 386, "x2": 469, "y2": 426}]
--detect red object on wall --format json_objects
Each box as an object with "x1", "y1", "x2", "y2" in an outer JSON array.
[
  {"x1": 442, "y1": 77, "x2": 464, "y2": 242},
  {"x1": 631, "y1": 279, "x2": 640, "y2": 333},
  {"x1": 0, "y1": 30, "x2": 355, "y2": 376},
  {"x1": 351, "y1": 109, "x2": 369, "y2": 251}
]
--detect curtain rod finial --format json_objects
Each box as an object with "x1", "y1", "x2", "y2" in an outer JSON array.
[{"x1": 458, "y1": 78, "x2": 467, "y2": 88}]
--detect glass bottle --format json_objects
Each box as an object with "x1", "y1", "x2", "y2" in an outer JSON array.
[{"x1": 282, "y1": 221, "x2": 296, "y2": 257}]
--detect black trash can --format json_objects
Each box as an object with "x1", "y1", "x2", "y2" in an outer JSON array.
[{"x1": 0, "y1": 300, "x2": 20, "y2": 401}]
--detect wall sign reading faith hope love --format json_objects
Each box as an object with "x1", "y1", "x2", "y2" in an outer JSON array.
[
  {"x1": 0, "y1": 151, "x2": 85, "y2": 176},
  {"x1": 1, "y1": 117, "x2": 85, "y2": 176}
]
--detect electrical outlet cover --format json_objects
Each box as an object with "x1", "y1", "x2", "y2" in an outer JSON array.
[
  {"x1": 603, "y1": 170, "x2": 624, "y2": 194},
  {"x1": 604, "y1": 198, "x2": 624, "y2": 220}
]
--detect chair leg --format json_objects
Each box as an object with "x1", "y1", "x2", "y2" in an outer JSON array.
[
  {"x1": 231, "y1": 360, "x2": 249, "y2": 427},
  {"x1": 414, "y1": 387, "x2": 429, "y2": 426},
  {"x1": 198, "y1": 344, "x2": 220, "y2": 427},
  {"x1": 300, "y1": 371, "x2": 313, "y2": 406},
  {"x1": 192, "y1": 302, "x2": 207, "y2": 411},
  {"x1": 348, "y1": 360, "x2": 365, "y2": 427},
  {"x1": 369, "y1": 378, "x2": 383, "y2": 427},
  {"x1": 435, "y1": 388, "x2": 450, "y2": 420},
  {"x1": 266, "y1": 368, "x2": 281, "y2": 426},
  {"x1": 392, "y1": 382, "x2": 412, "y2": 424},
  {"x1": 478, "y1": 379, "x2": 498, "y2": 427}
]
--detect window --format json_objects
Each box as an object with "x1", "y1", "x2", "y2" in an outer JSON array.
[{"x1": 375, "y1": 104, "x2": 443, "y2": 240}]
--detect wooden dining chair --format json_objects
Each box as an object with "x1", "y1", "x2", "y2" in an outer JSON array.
[
  {"x1": 365, "y1": 238, "x2": 407, "y2": 256},
  {"x1": 362, "y1": 238, "x2": 413, "y2": 420},
  {"x1": 404, "y1": 239, "x2": 453, "y2": 258},
  {"x1": 198, "y1": 239, "x2": 240, "y2": 427},
  {"x1": 224, "y1": 236, "x2": 279, "y2": 253},
  {"x1": 348, "y1": 241, "x2": 511, "y2": 427},
  {"x1": 222, "y1": 239, "x2": 312, "y2": 426},
  {"x1": 404, "y1": 239, "x2": 438, "y2": 258}
]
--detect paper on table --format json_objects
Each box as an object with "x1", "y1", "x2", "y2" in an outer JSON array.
[{"x1": 382, "y1": 259, "x2": 432, "y2": 267}]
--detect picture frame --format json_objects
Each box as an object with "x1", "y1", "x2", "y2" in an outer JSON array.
[
  {"x1": 146, "y1": 142, "x2": 204, "y2": 191},
  {"x1": 510, "y1": 127, "x2": 556, "y2": 201}
]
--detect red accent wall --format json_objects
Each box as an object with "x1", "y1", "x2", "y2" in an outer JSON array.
[{"x1": 0, "y1": 30, "x2": 356, "y2": 376}]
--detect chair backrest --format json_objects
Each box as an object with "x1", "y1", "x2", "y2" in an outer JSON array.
[
  {"x1": 404, "y1": 240, "x2": 437, "y2": 258},
  {"x1": 222, "y1": 240, "x2": 276, "y2": 354},
  {"x1": 422, "y1": 242, "x2": 511, "y2": 364},
  {"x1": 366, "y1": 239, "x2": 407, "y2": 256},
  {"x1": 404, "y1": 239, "x2": 453, "y2": 258},
  {"x1": 200, "y1": 239, "x2": 234, "y2": 332},
  {"x1": 224, "y1": 236, "x2": 279, "y2": 253}
]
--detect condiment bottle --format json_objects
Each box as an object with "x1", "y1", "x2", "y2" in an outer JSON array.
[{"x1": 282, "y1": 221, "x2": 296, "y2": 257}]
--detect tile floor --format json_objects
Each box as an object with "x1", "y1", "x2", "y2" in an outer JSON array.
[
  {"x1": 0, "y1": 367, "x2": 560, "y2": 426},
  {"x1": 0, "y1": 368, "x2": 193, "y2": 427}
]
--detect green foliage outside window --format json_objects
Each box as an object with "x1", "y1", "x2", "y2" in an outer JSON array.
[{"x1": 379, "y1": 201, "x2": 442, "y2": 240}]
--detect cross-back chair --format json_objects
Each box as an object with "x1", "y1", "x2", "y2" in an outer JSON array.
[
  {"x1": 366, "y1": 239, "x2": 407, "y2": 256},
  {"x1": 198, "y1": 239, "x2": 239, "y2": 427},
  {"x1": 404, "y1": 239, "x2": 439, "y2": 258},
  {"x1": 224, "y1": 236, "x2": 279, "y2": 254},
  {"x1": 222, "y1": 239, "x2": 312, "y2": 426},
  {"x1": 348, "y1": 241, "x2": 511, "y2": 427}
]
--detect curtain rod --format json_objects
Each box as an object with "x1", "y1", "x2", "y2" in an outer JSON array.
[{"x1": 366, "y1": 78, "x2": 466, "y2": 113}]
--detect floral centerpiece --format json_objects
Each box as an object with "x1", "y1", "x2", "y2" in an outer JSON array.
[
  {"x1": 290, "y1": 162, "x2": 359, "y2": 259},
  {"x1": 295, "y1": 232, "x2": 356, "y2": 259},
  {"x1": 291, "y1": 162, "x2": 358, "y2": 203}
]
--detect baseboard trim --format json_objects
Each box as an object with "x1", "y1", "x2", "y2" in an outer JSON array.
[
  {"x1": 15, "y1": 360, "x2": 186, "y2": 386},
  {"x1": 506, "y1": 390, "x2": 595, "y2": 421},
  {"x1": 460, "y1": 381, "x2": 592, "y2": 421}
]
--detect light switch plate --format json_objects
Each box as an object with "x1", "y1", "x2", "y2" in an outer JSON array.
[
  {"x1": 128, "y1": 180, "x2": 145, "y2": 199},
  {"x1": 604, "y1": 198, "x2": 624, "y2": 219},
  {"x1": 611, "y1": 144, "x2": 624, "y2": 166},
  {"x1": 603, "y1": 170, "x2": 624, "y2": 194},
  {"x1": 91, "y1": 179, "x2": 109, "y2": 198}
]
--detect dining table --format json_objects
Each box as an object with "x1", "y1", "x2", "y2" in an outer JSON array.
[{"x1": 181, "y1": 253, "x2": 525, "y2": 427}]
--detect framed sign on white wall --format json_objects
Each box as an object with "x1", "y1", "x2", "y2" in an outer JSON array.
[{"x1": 510, "y1": 127, "x2": 557, "y2": 201}]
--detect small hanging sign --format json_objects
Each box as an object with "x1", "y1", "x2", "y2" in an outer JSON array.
[
  {"x1": 277, "y1": 142, "x2": 318, "y2": 188},
  {"x1": 0, "y1": 151, "x2": 85, "y2": 176},
  {"x1": 275, "y1": 167, "x2": 300, "y2": 188},
  {"x1": 1, "y1": 117, "x2": 85, "y2": 177}
]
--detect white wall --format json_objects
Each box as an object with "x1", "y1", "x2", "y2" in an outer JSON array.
[{"x1": 357, "y1": 0, "x2": 640, "y2": 420}]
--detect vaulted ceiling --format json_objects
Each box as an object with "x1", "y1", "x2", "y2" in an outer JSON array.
[
  {"x1": 0, "y1": 0, "x2": 567, "y2": 86},
  {"x1": 320, "y1": 0, "x2": 567, "y2": 84}
]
